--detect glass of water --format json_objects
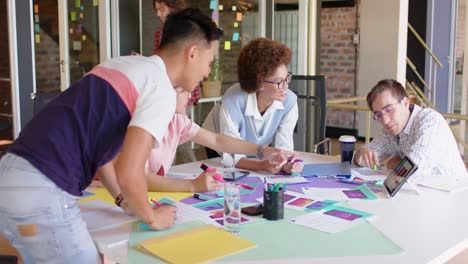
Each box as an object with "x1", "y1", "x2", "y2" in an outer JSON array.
[{"x1": 223, "y1": 182, "x2": 241, "y2": 234}]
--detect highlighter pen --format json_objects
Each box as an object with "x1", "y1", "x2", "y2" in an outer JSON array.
[
  {"x1": 194, "y1": 193, "x2": 212, "y2": 201},
  {"x1": 151, "y1": 199, "x2": 161, "y2": 207},
  {"x1": 373, "y1": 164, "x2": 377, "y2": 171}
]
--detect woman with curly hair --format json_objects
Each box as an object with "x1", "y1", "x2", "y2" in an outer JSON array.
[{"x1": 203, "y1": 38, "x2": 303, "y2": 174}]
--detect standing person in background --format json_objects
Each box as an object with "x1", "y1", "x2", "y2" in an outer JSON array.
[
  {"x1": 153, "y1": 0, "x2": 200, "y2": 162},
  {"x1": 203, "y1": 38, "x2": 303, "y2": 175}
]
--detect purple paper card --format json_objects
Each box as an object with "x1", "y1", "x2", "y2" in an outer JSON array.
[
  {"x1": 324, "y1": 209, "x2": 362, "y2": 221},
  {"x1": 283, "y1": 193, "x2": 296, "y2": 203},
  {"x1": 342, "y1": 189, "x2": 367, "y2": 199},
  {"x1": 306, "y1": 201, "x2": 331, "y2": 210},
  {"x1": 197, "y1": 203, "x2": 223, "y2": 211}
]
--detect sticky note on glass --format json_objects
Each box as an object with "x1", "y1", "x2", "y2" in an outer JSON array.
[
  {"x1": 209, "y1": 0, "x2": 216, "y2": 10},
  {"x1": 219, "y1": 5, "x2": 223, "y2": 11},
  {"x1": 236, "y1": 12, "x2": 243, "y2": 21},
  {"x1": 82, "y1": 34, "x2": 87, "y2": 41},
  {"x1": 34, "y1": 14, "x2": 39, "y2": 23},
  {"x1": 71, "y1": 12, "x2": 76, "y2": 22},
  {"x1": 234, "y1": 22, "x2": 239, "y2": 28},
  {"x1": 35, "y1": 34, "x2": 40, "y2": 44},
  {"x1": 232, "y1": 32, "x2": 239, "y2": 41},
  {"x1": 34, "y1": 24, "x2": 40, "y2": 33},
  {"x1": 211, "y1": 10, "x2": 218, "y2": 20},
  {"x1": 69, "y1": 28, "x2": 74, "y2": 34},
  {"x1": 75, "y1": 0, "x2": 81, "y2": 8},
  {"x1": 73, "y1": 40, "x2": 82, "y2": 51},
  {"x1": 34, "y1": 4, "x2": 39, "y2": 13},
  {"x1": 80, "y1": 13, "x2": 84, "y2": 19},
  {"x1": 224, "y1": 41, "x2": 231, "y2": 50},
  {"x1": 93, "y1": 0, "x2": 99, "y2": 6},
  {"x1": 232, "y1": 6, "x2": 237, "y2": 11},
  {"x1": 76, "y1": 24, "x2": 82, "y2": 33}
]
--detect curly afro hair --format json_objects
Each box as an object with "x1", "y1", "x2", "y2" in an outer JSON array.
[{"x1": 238, "y1": 38, "x2": 292, "y2": 93}]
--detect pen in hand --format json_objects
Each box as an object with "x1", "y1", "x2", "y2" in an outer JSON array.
[{"x1": 200, "y1": 163, "x2": 254, "y2": 190}]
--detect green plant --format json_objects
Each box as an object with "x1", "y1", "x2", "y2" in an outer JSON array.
[{"x1": 206, "y1": 58, "x2": 223, "y2": 81}]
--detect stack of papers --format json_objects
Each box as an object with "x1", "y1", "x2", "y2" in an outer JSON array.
[
  {"x1": 417, "y1": 177, "x2": 468, "y2": 193},
  {"x1": 138, "y1": 224, "x2": 256, "y2": 263}
]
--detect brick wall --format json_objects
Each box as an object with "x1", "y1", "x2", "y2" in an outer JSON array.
[
  {"x1": 457, "y1": 0, "x2": 466, "y2": 72},
  {"x1": 320, "y1": 4, "x2": 359, "y2": 129}
]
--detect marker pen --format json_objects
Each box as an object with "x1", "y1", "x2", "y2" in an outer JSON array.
[{"x1": 194, "y1": 193, "x2": 212, "y2": 201}]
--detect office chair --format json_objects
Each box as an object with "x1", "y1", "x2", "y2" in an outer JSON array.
[{"x1": 289, "y1": 75, "x2": 331, "y2": 155}]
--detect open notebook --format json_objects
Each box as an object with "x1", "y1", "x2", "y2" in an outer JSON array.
[{"x1": 138, "y1": 224, "x2": 256, "y2": 264}]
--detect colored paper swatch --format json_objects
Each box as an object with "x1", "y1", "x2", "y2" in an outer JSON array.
[
  {"x1": 236, "y1": 12, "x2": 243, "y2": 21},
  {"x1": 34, "y1": 24, "x2": 40, "y2": 33},
  {"x1": 35, "y1": 34, "x2": 40, "y2": 43},
  {"x1": 73, "y1": 41, "x2": 82, "y2": 51},
  {"x1": 219, "y1": 5, "x2": 224, "y2": 11},
  {"x1": 93, "y1": 0, "x2": 99, "y2": 6},
  {"x1": 82, "y1": 34, "x2": 87, "y2": 41},
  {"x1": 75, "y1": 0, "x2": 81, "y2": 8},
  {"x1": 80, "y1": 12, "x2": 84, "y2": 19},
  {"x1": 71, "y1": 12, "x2": 76, "y2": 22},
  {"x1": 34, "y1": 14, "x2": 39, "y2": 23},
  {"x1": 138, "y1": 224, "x2": 256, "y2": 264},
  {"x1": 34, "y1": 4, "x2": 39, "y2": 13},
  {"x1": 224, "y1": 41, "x2": 231, "y2": 50},
  {"x1": 234, "y1": 22, "x2": 239, "y2": 28},
  {"x1": 232, "y1": 5, "x2": 237, "y2": 11},
  {"x1": 233, "y1": 32, "x2": 239, "y2": 41}
]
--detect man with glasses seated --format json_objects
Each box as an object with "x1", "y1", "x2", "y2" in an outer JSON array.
[
  {"x1": 203, "y1": 38, "x2": 303, "y2": 174},
  {"x1": 354, "y1": 79, "x2": 467, "y2": 183}
]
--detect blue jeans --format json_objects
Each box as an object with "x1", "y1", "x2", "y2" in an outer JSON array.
[{"x1": 0, "y1": 153, "x2": 100, "y2": 264}]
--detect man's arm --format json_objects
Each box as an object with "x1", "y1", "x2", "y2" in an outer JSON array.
[{"x1": 115, "y1": 126, "x2": 176, "y2": 230}]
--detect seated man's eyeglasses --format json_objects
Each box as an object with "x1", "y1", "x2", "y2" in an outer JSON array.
[
  {"x1": 372, "y1": 98, "x2": 404, "y2": 121},
  {"x1": 263, "y1": 72, "x2": 292, "y2": 90}
]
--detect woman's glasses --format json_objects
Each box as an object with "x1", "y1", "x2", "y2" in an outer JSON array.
[{"x1": 262, "y1": 72, "x2": 292, "y2": 90}]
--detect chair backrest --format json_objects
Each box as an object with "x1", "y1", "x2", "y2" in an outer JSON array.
[
  {"x1": 32, "y1": 91, "x2": 61, "y2": 115},
  {"x1": 288, "y1": 75, "x2": 326, "y2": 153}
]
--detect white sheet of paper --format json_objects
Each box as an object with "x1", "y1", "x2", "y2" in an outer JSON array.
[
  {"x1": 162, "y1": 198, "x2": 216, "y2": 225},
  {"x1": 289, "y1": 210, "x2": 366, "y2": 234},
  {"x1": 79, "y1": 200, "x2": 137, "y2": 232},
  {"x1": 417, "y1": 177, "x2": 468, "y2": 193},
  {"x1": 302, "y1": 187, "x2": 350, "y2": 201},
  {"x1": 258, "y1": 175, "x2": 308, "y2": 184}
]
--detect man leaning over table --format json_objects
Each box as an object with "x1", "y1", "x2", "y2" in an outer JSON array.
[
  {"x1": 0, "y1": 8, "x2": 293, "y2": 264},
  {"x1": 353, "y1": 79, "x2": 467, "y2": 183}
]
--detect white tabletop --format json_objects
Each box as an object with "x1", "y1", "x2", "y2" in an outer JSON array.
[{"x1": 90, "y1": 154, "x2": 468, "y2": 264}]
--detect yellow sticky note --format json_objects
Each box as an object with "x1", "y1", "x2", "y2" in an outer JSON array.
[
  {"x1": 75, "y1": 0, "x2": 81, "y2": 8},
  {"x1": 35, "y1": 34, "x2": 40, "y2": 43},
  {"x1": 80, "y1": 13, "x2": 84, "y2": 19},
  {"x1": 82, "y1": 34, "x2": 87, "y2": 41},
  {"x1": 71, "y1": 12, "x2": 76, "y2": 22},
  {"x1": 219, "y1": 5, "x2": 223, "y2": 11},
  {"x1": 232, "y1": 5, "x2": 237, "y2": 11},
  {"x1": 93, "y1": 0, "x2": 99, "y2": 6},
  {"x1": 236, "y1": 12, "x2": 243, "y2": 21},
  {"x1": 234, "y1": 22, "x2": 239, "y2": 28},
  {"x1": 34, "y1": 4, "x2": 39, "y2": 13},
  {"x1": 224, "y1": 41, "x2": 231, "y2": 50}
]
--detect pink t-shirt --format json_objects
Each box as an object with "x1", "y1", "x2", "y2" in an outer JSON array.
[{"x1": 148, "y1": 113, "x2": 200, "y2": 176}]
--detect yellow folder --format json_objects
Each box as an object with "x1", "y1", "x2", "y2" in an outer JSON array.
[{"x1": 138, "y1": 224, "x2": 256, "y2": 264}]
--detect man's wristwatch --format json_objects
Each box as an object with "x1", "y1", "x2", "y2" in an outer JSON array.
[
  {"x1": 114, "y1": 193, "x2": 124, "y2": 207},
  {"x1": 257, "y1": 144, "x2": 266, "y2": 159}
]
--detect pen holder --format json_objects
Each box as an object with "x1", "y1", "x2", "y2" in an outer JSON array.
[{"x1": 263, "y1": 189, "x2": 284, "y2": 220}]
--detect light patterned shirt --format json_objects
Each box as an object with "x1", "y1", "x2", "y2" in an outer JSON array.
[{"x1": 363, "y1": 104, "x2": 467, "y2": 183}]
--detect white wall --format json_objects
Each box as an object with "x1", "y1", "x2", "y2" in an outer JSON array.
[{"x1": 357, "y1": 0, "x2": 409, "y2": 138}]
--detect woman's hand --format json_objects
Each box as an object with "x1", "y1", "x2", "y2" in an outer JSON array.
[
  {"x1": 147, "y1": 205, "x2": 177, "y2": 230},
  {"x1": 190, "y1": 169, "x2": 223, "y2": 193}
]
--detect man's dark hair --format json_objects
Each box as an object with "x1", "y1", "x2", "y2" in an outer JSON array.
[
  {"x1": 367, "y1": 79, "x2": 408, "y2": 110},
  {"x1": 159, "y1": 8, "x2": 223, "y2": 50}
]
